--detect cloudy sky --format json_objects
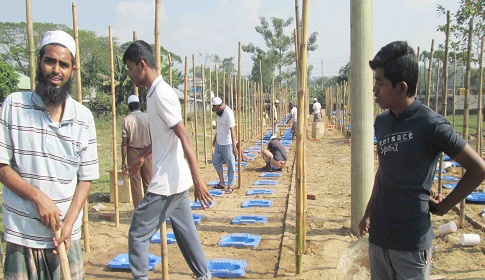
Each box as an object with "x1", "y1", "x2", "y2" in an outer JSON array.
[{"x1": 0, "y1": 0, "x2": 460, "y2": 76}]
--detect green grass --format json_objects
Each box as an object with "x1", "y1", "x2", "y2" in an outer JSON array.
[{"x1": 446, "y1": 114, "x2": 485, "y2": 135}]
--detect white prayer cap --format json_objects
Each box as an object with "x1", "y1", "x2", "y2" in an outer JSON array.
[
  {"x1": 212, "y1": 96, "x2": 223, "y2": 106},
  {"x1": 314, "y1": 98, "x2": 318, "y2": 102},
  {"x1": 41, "y1": 30, "x2": 76, "y2": 58},
  {"x1": 127, "y1": 95, "x2": 140, "y2": 104}
]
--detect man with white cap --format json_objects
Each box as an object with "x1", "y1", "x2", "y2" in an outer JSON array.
[
  {"x1": 121, "y1": 94, "x2": 152, "y2": 209},
  {"x1": 212, "y1": 96, "x2": 237, "y2": 194},
  {"x1": 0, "y1": 30, "x2": 99, "y2": 279},
  {"x1": 312, "y1": 97, "x2": 322, "y2": 122}
]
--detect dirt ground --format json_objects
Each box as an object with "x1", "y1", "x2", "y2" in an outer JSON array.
[{"x1": 82, "y1": 117, "x2": 485, "y2": 279}]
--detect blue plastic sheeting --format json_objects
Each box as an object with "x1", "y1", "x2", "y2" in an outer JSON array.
[
  {"x1": 466, "y1": 192, "x2": 485, "y2": 203},
  {"x1": 241, "y1": 199, "x2": 273, "y2": 208},
  {"x1": 218, "y1": 233, "x2": 262, "y2": 248},
  {"x1": 209, "y1": 189, "x2": 225, "y2": 196},
  {"x1": 109, "y1": 253, "x2": 161, "y2": 270},
  {"x1": 207, "y1": 259, "x2": 247, "y2": 278},
  {"x1": 191, "y1": 199, "x2": 217, "y2": 209},
  {"x1": 254, "y1": 180, "x2": 278, "y2": 186},
  {"x1": 452, "y1": 161, "x2": 461, "y2": 167},
  {"x1": 442, "y1": 175, "x2": 460, "y2": 181},
  {"x1": 166, "y1": 213, "x2": 204, "y2": 225},
  {"x1": 443, "y1": 184, "x2": 456, "y2": 189},
  {"x1": 245, "y1": 153, "x2": 258, "y2": 157},
  {"x1": 246, "y1": 189, "x2": 274, "y2": 195},
  {"x1": 150, "y1": 231, "x2": 177, "y2": 244},
  {"x1": 260, "y1": 172, "x2": 282, "y2": 178},
  {"x1": 256, "y1": 140, "x2": 270, "y2": 144},
  {"x1": 249, "y1": 146, "x2": 262, "y2": 151},
  {"x1": 231, "y1": 215, "x2": 268, "y2": 224},
  {"x1": 208, "y1": 180, "x2": 229, "y2": 186},
  {"x1": 443, "y1": 155, "x2": 452, "y2": 161}
]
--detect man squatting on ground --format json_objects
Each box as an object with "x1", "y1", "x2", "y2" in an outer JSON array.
[
  {"x1": 0, "y1": 30, "x2": 99, "y2": 279},
  {"x1": 211, "y1": 96, "x2": 237, "y2": 194},
  {"x1": 121, "y1": 94, "x2": 153, "y2": 208},
  {"x1": 123, "y1": 40, "x2": 213, "y2": 280},
  {"x1": 359, "y1": 40, "x2": 485, "y2": 280},
  {"x1": 262, "y1": 136, "x2": 287, "y2": 172}
]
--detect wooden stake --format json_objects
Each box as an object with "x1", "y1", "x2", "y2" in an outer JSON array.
[
  {"x1": 237, "y1": 42, "x2": 242, "y2": 189},
  {"x1": 25, "y1": 0, "x2": 35, "y2": 91},
  {"x1": 133, "y1": 31, "x2": 139, "y2": 97},
  {"x1": 184, "y1": 57, "x2": 188, "y2": 127},
  {"x1": 476, "y1": 35, "x2": 484, "y2": 157},
  {"x1": 193, "y1": 54, "x2": 199, "y2": 162},
  {"x1": 202, "y1": 65, "x2": 208, "y2": 166},
  {"x1": 55, "y1": 229, "x2": 72, "y2": 280},
  {"x1": 426, "y1": 40, "x2": 434, "y2": 107}
]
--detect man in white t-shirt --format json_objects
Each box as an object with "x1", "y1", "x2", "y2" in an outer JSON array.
[
  {"x1": 212, "y1": 96, "x2": 237, "y2": 194},
  {"x1": 123, "y1": 40, "x2": 213, "y2": 280},
  {"x1": 312, "y1": 97, "x2": 322, "y2": 122},
  {"x1": 289, "y1": 103, "x2": 297, "y2": 138}
]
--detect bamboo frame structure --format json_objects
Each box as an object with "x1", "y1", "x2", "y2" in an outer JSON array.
[
  {"x1": 25, "y1": 0, "x2": 35, "y2": 91},
  {"x1": 202, "y1": 65, "x2": 208, "y2": 166},
  {"x1": 133, "y1": 31, "x2": 139, "y2": 96},
  {"x1": 426, "y1": 40, "x2": 434, "y2": 107},
  {"x1": 237, "y1": 42, "x2": 242, "y2": 189},
  {"x1": 193, "y1": 54, "x2": 199, "y2": 162},
  {"x1": 184, "y1": 57, "x2": 189, "y2": 126},
  {"x1": 476, "y1": 36, "x2": 484, "y2": 157}
]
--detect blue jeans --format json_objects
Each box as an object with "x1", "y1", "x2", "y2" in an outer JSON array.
[{"x1": 128, "y1": 191, "x2": 211, "y2": 280}]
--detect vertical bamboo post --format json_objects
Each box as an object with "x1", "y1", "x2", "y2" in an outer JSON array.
[
  {"x1": 184, "y1": 57, "x2": 188, "y2": 127},
  {"x1": 133, "y1": 32, "x2": 139, "y2": 97},
  {"x1": 416, "y1": 46, "x2": 420, "y2": 96},
  {"x1": 237, "y1": 42, "x2": 242, "y2": 189},
  {"x1": 72, "y1": 3, "x2": 90, "y2": 254},
  {"x1": 154, "y1": 1, "x2": 169, "y2": 277},
  {"x1": 192, "y1": 55, "x2": 199, "y2": 162},
  {"x1": 25, "y1": 0, "x2": 35, "y2": 90},
  {"x1": 452, "y1": 53, "x2": 457, "y2": 128},
  {"x1": 476, "y1": 36, "x2": 484, "y2": 157},
  {"x1": 201, "y1": 65, "x2": 208, "y2": 167},
  {"x1": 55, "y1": 229, "x2": 72, "y2": 280},
  {"x1": 435, "y1": 60, "x2": 441, "y2": 112},
  {"x1": 260, "y1": 60, "x2": 264, "y2": 152},
  {"x1": 426, "y1": 40, "x2": 435, "y2": 107},
  {"x1": 108, "y1": 27, "x2": 119, "y2": 227},
  {"x1": 210, "y1": 66, "x2": 214, "y2": 157},
  {"x1": 223, "y1": 70, "x2": 226, "y2": 105},
  {"x1": 459, "y1": 18, "x2": 473, "y2": 228}
]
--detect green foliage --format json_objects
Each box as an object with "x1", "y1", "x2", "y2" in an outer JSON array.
[
  {"x1": 0, "y1": 60, "x2": 19, "y2": 101},
  {"x1": 86, "y1": 92, "x2": 112, "y2": 118}
]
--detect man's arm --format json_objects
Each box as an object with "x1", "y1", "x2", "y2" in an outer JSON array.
[
  {"x1": 359, "y1": 166, "x2": 380, "y2": 236},
  {"x1": 54, "y1": 180, "x2": 91, "y2": 252},
  {"x1": 121, "y1": 137, "x2": 129, "y2": 173},
  {"x1": 229, "y1": 127, "x2": 238, "y2": 156},
  {"x1": 431, "y1": 144, "x2": 485, "y2": 215},
  {"x1": 172, "y1": 122, "x2": 213, "y2": 208},
  {"x1": 0, "y1": 163, "x2": 62, "y2": 233}
]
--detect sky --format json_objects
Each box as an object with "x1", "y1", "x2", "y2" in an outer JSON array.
[{"x1": 0, "y1": 0, "x2": 460, "y2": 77}]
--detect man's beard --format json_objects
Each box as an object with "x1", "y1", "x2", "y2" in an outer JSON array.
[
  {"x1": 216, "y1": 109, "x2": 224, "y2": 117},
  {"x1": 35, "y1": 67, "x2": 72, "y2": 106}
]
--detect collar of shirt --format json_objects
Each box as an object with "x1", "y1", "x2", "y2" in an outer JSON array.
[
  {"x1": 31, "y1": 91, "x2": 77, "y2": 123},
  {"x1": 146, "y1": 75, "x2": 164, "y2": 98}
]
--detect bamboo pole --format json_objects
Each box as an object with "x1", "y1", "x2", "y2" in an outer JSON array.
[
  {"x1": 476, "y1": 36, "x2": 484, "y2": 157},
  {"x1": 211, "y1": 66, "x2": 215, "y2": 157},
  {"x1": 133, "y1": 32, "x2": 139, "y2": 97},
  {"x1": 55, "y1": 229, "x2": 72, "y2": 280},
  {"x1": 272, "y1": 77, "x2": 275, "y2": 135},
  {"x1": 108, "y1": 27, "x2": 119, "y2": 227},
  {"x1": 426, "y1": 40, "x2": 434, "y2": 107},
  {"x1": 459, "y1": 18, "x2": 473, "y2": 228},
  {"x1": 25, "y1": 0, "x2": 35, "y2": 90},
  {"x1": 237, "y1": 42, "x2": 242, "y2": 189},
  {"x1": 184, "y1": 57, "x2": 188, "y2": 126},
  {"x1": 260, "y1": 60, "x2": 264, "y2": 152},
  {"x1": 154, "y1": 1, "x2": 169, "y2": 277},
  {"x1": 416, "y1": 46, "x2": 420, "y2": 96},
  {"x1": 71, "y1": 3, "x2": 91, "y2": 253},
  {"x1": 223, "y1": 70, "x2": 226, "y2": 105},
  {"x1": 193, "y1": 54, "x2": 199, "y2": 162},
  {"x1": 201, "y1": 65, "x2": 208, "y2": 167},
  {"x1": 435, "y1": 60, "x2": 441, "y2": 112},
  {"x1": 452, "y1": 53, "x2": 457, "y2": 128}
]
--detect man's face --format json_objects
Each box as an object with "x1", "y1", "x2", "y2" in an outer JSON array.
[
  {"x1": 126, "y1": 60, "x2": 142, "y2": 87},
  {"x1": 36, "y1": 44, "x2": 75, "y2": 105},
  {"x1": 373, "y1": 68, "x2": 399, "y2": 110}
]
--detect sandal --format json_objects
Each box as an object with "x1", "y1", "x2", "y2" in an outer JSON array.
[
  {"x1": 224, "y1": 187, "x2": 233, "y2": 194},
  {"x1": 213, "y1": 184, "x2": 225, "y2": 189}
]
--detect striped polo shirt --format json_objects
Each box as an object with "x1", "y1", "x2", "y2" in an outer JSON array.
[{"x1": 0, "y1": 91, "x2": 99, "y2": 248}]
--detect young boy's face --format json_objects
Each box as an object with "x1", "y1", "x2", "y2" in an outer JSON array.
[{"x1": 373, "y1": 67, "x2": 399, "y2": 110}]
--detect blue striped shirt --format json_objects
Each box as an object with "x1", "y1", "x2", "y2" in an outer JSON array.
[{"x1": 0, "y1": 92, "x2": 99, "y2": 248}]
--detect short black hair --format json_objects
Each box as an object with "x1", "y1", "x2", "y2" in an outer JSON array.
[
  {"x1": 128, "y1": 102, "x2": 140, "y2": 111},
  {"x1": 369, "y1": 41, "x2": 418, "y2": 97},
  {"x1": 122, "y1": 40, "x2": 156, "y2": 69}
]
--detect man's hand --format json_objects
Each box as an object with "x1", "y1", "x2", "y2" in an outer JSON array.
[
  {"x1": 35, "y1": 191, "x2": 62, "y2": 233},
  {"x1": 193, "y1": 182, "x2": 213, "y2": 210},
  {"x1": 359, "y1": 215, "x2": 370, "y2": 237},
  {"x1": 128, "y1": 156, "x2": 144, "y2": 177},
  {"x1": 53, "y1": 224, "x2": 73, "y2": 254},
  {"x1": 232, "y1": 146, "x2": 238, "y2": 156},
  {"x1": 429, "y1": 192, "x2": 448, "y2": 216},
  {"x1": 121, "y1": 162, "x2": 128, "y2": 174}
]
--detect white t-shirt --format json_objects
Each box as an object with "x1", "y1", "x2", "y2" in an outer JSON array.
[
  {"x1": 146, "y1": 76, "x2": 193, "y2": 196},
  {"x1": 216, "y1": 106, "x2": 236, "y2": 145},
  {"x1": 290, "y1": 107, "x2": 297, "y2": 123},
  {"x1": 312, "y1": 102, "x2": 321, "y2": 115}
]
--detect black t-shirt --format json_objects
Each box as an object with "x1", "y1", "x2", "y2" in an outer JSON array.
[
  {"x1": 370, "y1": 99, "x2": 466, "y2": 251},
  {"x1": 268, "y1": 139, "x2": 287, "y2": 161}
]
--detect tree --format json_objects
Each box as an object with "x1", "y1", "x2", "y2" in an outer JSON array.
[
  {"x1": 242, "y1": 16, "x2": 318, "y2": 89},
  {"x1": 0, "y1": 60, "x2": 18, "y2": 101}
]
